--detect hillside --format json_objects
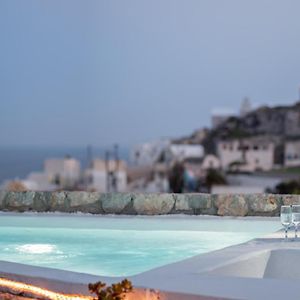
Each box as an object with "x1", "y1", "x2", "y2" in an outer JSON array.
[{"x1": 174, "y1": 101, "x2": 300, "y2": 156}]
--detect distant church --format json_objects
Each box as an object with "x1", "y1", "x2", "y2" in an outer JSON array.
[{"x1": 240, "y1": 97, "x2": 252, "y2": 117}]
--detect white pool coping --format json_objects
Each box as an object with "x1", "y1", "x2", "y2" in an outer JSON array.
[
  {"x1": 0, "y1": 214, "x2": 298, "y2": 299},
  {"x1": 0, "y1": 210, "x2": 282, "y2": 220},
  {"x1": 132, "y1": 230, "x2": 300, "y2": 299}
]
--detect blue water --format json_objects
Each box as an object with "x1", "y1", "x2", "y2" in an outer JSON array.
[
  {"x1": 0, "y1": 146, "x2": 130, "y2": 184},
  {"x1": 0, "y1": 214, "x2": 281, "y2": 276}
]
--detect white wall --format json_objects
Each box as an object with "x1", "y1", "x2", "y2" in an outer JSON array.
[
  {"x1": 217, "y1": 140, "x2": 274, "y2": 172},
  {"x1": 44, "y1": 158, "x2": 81, "y2": 187},
  {"x1": 170, "y1": 144, "x2": 204, "y2": 161},
  {"x1": 131, "y1": 140, "x2": 170, "y2": 166},
  {"x1": 202, "y1": 154, "x2": 221, "y2": 170},
  {"x1": 211, "y1": 185, "x2": 265, "y2": 194},
  {"x1": 86, "y1": 170, "x2": 127, "y2": 192},
  {"x1": 285, "y1": 141, "x2": 300, "y2": 167}
]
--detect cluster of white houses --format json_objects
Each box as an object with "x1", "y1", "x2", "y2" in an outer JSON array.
[
  {"x1": 218, "y1": 137, "x2": 300, "y2": 171},
  {"x1": 129, "y1": 136, "x2": 300, "y2": 192},
  {"x1": 2, "y1": 136, "x2": 300, "y2": 193},
  {"x1": 1, "y1": 156, "x2": 128, "y2": 193},
  {"x1": 132, "y1": 136, "x2": 300, "y2": 173}
]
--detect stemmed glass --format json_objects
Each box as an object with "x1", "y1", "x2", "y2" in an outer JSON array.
[
  {"x1": 292, "y1": 205, "x2": 300, "y2": 239},
  {"x1": 281, "y1": 205, "x2": 292, "y2": 240}
]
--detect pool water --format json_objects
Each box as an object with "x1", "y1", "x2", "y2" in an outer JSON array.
[{"x1": 0, "y1": 214, "x2": 281, "y2": 276}]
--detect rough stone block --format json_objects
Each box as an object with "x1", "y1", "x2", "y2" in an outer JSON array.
[
  {"x1": 247, "y1": 194, "x2": 279, "y2": 216},
  {"x1": 174, "y1": 193, "x2": 212, "y2": 214},
  {"x1": 174, "y1": 194, "x2": 191, "y2": 212},
  {"x1": 133, "y1": 193, "x2": 175, "y2": 215},
  {"x1": 65, "y1": 192, "x2": 102, "y2": 213},
  {"x1": 215, "y1": 194, "x2": 248, "y2": 216},
  {"x1": 187, "y1": 193, "x2": 211, "y2": 209},
  {"x1": 33, "y1": 192, "x2": 51, "y2": 212},
  {"x1": 65, "y1": 191, "x2": 102, "y2": 213},
  {"x1": 281, "y1": 194, "x2": 300, "y2": 206},
  {"x1": 101, "y1": 193, "x2": 133, "y2": 214},
  {"x1": 0, "y1": 190, "x2": 6, "y2": 209},
  {"x1": 4, "y1": 191, "x2": 35, "y2": 211},
  {"x1": 48, "y1": 191, "x2": 67, "y2": 211}
]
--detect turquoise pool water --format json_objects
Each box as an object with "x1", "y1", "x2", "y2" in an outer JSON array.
[{"x1": 0, "y1": 214, "x2": 280, "y2": 276}]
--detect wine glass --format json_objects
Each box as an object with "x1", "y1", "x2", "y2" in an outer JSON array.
[
  {"x1": 292, "y1": 205, "x2": 300, "y2": 239},
  {"x1": 281, "y1": 205, "x2": 292, "y2": 240}
]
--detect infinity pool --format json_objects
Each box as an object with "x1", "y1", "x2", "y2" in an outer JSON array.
[{"x1": 0, "y1": 213, "x2": 280, "y2": 276}]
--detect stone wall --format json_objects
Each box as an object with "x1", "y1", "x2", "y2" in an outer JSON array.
[{"x1": 0, "y1": 191, "x2": 299, "y2": 216}]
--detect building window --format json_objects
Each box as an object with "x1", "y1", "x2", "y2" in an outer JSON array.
[
  {"x1": 253, "y1": 145, "x2": 259, "y2": 150},
  {"x1": 238, "y1": 145, "x2": 249, "y2": 151},
  {"x1": 223, "y1": 144, "x2": 227, "y2": 150}
]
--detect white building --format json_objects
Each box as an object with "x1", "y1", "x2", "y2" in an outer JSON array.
[
  {"x1": 44, "y1": 157, "x2": 81, "y2": 188},
  {"x1": 169, "y1": 144, "x2": 204, "y2": 162},
  {"x1": 284, "y1": 140, "x2": 300, "y2": 167},
  {"x1": 85, "y1": 159, "x2": 127, "y2": 192},
  {"x1": 217, "y1": 137, "x2": 275, "y2": 172},
  {"x1": 131, "y1": 139, "x2": 170, "y2": 166},
  {"x1": 1, "y1": 157, "x2": 80, "y2": 191},
  {"x1": 131, "y1": 140, "x2": 204, "y2": 166},
  {"x1": 157, "y1": 144, "x2": 205, "y2": 165}
]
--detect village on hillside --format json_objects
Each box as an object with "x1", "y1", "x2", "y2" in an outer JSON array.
[{"x1": 3, "y1": 99, "x2": 300, "y2": 194}]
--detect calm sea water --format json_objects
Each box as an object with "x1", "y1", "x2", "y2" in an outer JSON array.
[{"x1": 0, "y1": 146, "x2": 129, "y2": 184}]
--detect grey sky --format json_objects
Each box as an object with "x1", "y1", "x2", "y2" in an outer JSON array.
[{"x1": 1, "y1": 0, "x2": 300, "y2": 148}]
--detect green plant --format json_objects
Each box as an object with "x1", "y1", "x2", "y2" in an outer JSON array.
[
  {"x1": 205, "y1": 169, "x2": 227, "y2": 190},
  {"x1": 168, "y1": 162, "x2": 184, "y2": 193},
  {"x1": 274, "y1": 180, "x2": 300, "y2": 194},
  {"x1": 89, "y1": 279, "x2": 133, "y2": 300}
]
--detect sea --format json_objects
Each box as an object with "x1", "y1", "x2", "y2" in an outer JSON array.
[{"x1": 0, "y1": 146, "x2": 130, "y2": 184}]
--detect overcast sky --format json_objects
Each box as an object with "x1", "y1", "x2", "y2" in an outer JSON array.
[{"x1": 1, "y1": 0, "x2": 300, "y2": 148}]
